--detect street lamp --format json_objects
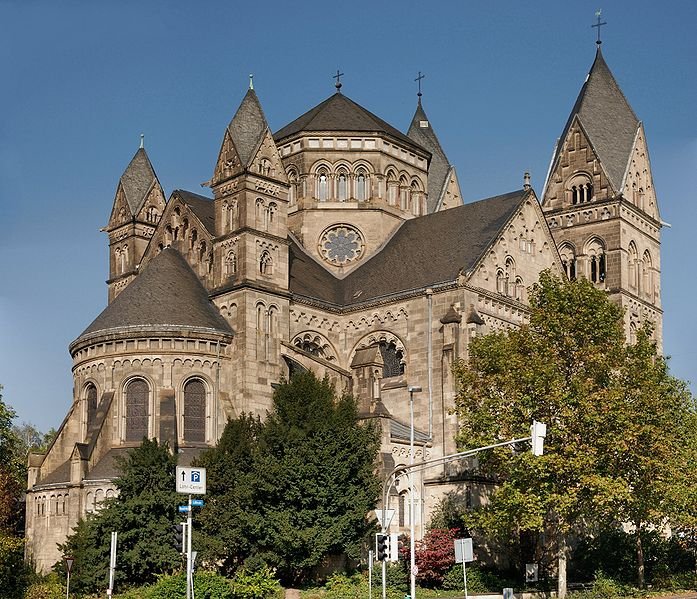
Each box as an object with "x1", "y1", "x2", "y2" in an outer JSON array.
[{"x1": 408, "y1": 385, "x2": 422, "y2": 599}]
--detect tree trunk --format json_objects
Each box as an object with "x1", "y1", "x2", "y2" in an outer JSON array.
[
  {"x1": 636, "y1": 525, "x2": 645, "y2": 588},
  {"x1": 558, "y1": 531, "x2": 568, "y2": 599}
]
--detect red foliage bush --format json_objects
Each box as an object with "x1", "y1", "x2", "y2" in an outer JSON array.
[{"x1": 402, "y1": 528, "x2": 462, "y2": 588}]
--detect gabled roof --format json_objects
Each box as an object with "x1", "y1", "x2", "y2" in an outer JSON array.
[
  {"x1": 74, "y1": 248, "x2": 232, "y2": 345},
  {"x1": 227, "y1": 89, "x2": 269, "y2": 167},
  {"x1": 552, "y1": 48, "x2": 639, "y2": 192},
  {"x1": 174, "y1": 190, "x2": 216, "y2": 235},
  {"x1": 273, "y1": 92, "x2": 426, "y2": 153},
  {"x1": 289, "y1": 190, "x2": 529, "y2": 307},
  {"x1": 407, "y1": 99, "x2": 453, "y2": 213},
  {"x1": 119, "y1": 148, "x2": 159, "y2": 215}
]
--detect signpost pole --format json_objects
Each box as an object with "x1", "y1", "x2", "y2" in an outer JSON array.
[
  {"x1": 66, "y1": 569, "x2": 70, "y2": 599},
  {"x1": 463, "y1": 559, "x2": 468, "y2": 599},
  {"x1": 186, "y1": 494, "x2": 193, "y2": 599},
  {"x1": 368, "y1": 550, "x2": 373, "y2": 599}
]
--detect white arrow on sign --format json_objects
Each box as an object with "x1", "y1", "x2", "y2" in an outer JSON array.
[{"x1": 374, "y1": 509, "x2": 395, "y2": 529}]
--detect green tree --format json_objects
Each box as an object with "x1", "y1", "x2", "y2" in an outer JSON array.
[
  {"x1": 58, "y1": 438, "x2": 182, "y2": 593},
  {"x1": 0, "y1": 386, "x2": 25, "y2": 535},
  {"x1": 453, "y1": 272, "x2": 696, "y2": 595},
  {"x1": 198, "y1": 372, "x2": 381, "y2": 585}
]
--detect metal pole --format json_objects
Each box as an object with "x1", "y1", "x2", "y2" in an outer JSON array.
[
  {"x1": 66, "y1": 570, "x2": 70, "y2": 599},
  {"x1": 409, "y1": 386, "x2": 416, "y2": 599},
  {"x1": 368, "y1": 550, "x2": 373, "y2": 599},
  {"x1": 381, "y1": 559, "x2": 387, "y2": 599},
  {"x1": 186, "y1": 495, "x2": 192, "y2": 599},
  {"x1": 463, "y1": 560, "x2": 468, "y2": 599}
]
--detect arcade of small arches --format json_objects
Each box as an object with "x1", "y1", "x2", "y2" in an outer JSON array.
[
  {"x1": 286, "y1": 162, "x2": 426, "y2": 215},
  {"x1": 256, "y1": 301, "x2": 281, "y2": 361},
  {"x1": 567, "y1": 173, "x2": 594, "y2": 206},
  {"x1": 495, "y1": 256, "x2": 525, "y2": 301},
  {"x1": 85, "y1": 488, "x2": 117, "y2": 514},
  {"x1": 33, "y1": 492, "x2": 73, "y2": 518},
  {"x1": 355, "y1": 332, "x2": 406, "y2": 379},
  {"x1": 292, "y1": 331, "x2": 337, "y2": 362},
  {"x1": 628, "y1": 242, "x2": 656, "y2": 301}
]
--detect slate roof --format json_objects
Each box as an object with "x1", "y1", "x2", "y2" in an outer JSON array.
[
  {"x1": 552, "y1": 48, "x2": 639, "y2": 192},
  {"x1": 83, "y1": 447, "x2": 204, "y2": 481},
  {"x1": 74, "y1": 248, "x2": 233, "y2": 344},
  {"x1": 175, "y1": 190, "x2": 216, "y2": 235},
  {"x1": 227, "y1": 89, "x2": 269, "y2": 167},
  {"x1": 119, "y1": 148, "x2": 159, "y2": 215},
  {"x1": 407, "y1": 99, "x2": 453, "y2": 212},
  {"x1": 391, "y1": 419, "x2": 430, "y2": 443},
  {"x1": 274, "y1": 92, "x2": 426, "y2": 153},
  {"x1": 289, "y1": 190, "x2": 528, "y2": 306}
]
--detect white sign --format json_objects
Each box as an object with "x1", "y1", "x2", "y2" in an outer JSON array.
[
  {"x1": 176, "y1": 466, "x2": 207, "y2": 494},
  {"x1": 374, "y1": 509, "x2": 395, "y2": 529},
  {"x1": 525, "y1": 563, "x2": 538, "y2": 582},
  {"x1": 454, "y1": 538, "x2": 474, "y2": 563}
]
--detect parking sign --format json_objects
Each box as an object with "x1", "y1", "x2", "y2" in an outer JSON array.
[{"x1": 176, "y1": 466, "x2": 207, "y2": 494}]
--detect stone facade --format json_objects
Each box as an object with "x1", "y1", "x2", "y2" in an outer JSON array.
[{"x1": 25, "y1": 48, "x2": 662, "y2": 572}]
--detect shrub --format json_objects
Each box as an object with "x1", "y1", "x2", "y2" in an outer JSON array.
[
  {"x1": 442, "y1": 564, "x2": 513, "y2": 593},
  {"x1": 231, "y1": 566, "x2": 282, "y2": 599},
  {"x1": 24, "y1": 573, "x2": 64, "y2": 599},
  {"x1": 147, "y1": 572, "x2": 234, "y2": 599},
  {"x1": 0, "y1": 534, "x2": 31, "y2": 599}
]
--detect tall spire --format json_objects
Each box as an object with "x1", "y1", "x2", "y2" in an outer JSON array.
[{"x1": 226, "y1": 87, "x2": 269, "y2": 168}]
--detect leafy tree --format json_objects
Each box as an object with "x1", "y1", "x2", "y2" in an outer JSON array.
[
  {"x1": 0, "y1": 385, "x2": 25, "y2": 535},
  {"x1": 58, "y1": 438, "x2": 182, "y2": 593},
  {"x1": 453, "y1": 272, "x2": 696, "y2": 596},
  {"x1": 198, "y1": 372, "x2": 381, "y2": 585}
]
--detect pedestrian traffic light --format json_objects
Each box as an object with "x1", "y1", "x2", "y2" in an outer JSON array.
[
  {"x1": 376, "y1": 533, "x2": 390, "y2": 561},
  {"x1": 173, "y1": 522, "x2": 187, "y2": 554},
  {"x1": 531, "y1": 420, "x2": 547, "y2": 456}
]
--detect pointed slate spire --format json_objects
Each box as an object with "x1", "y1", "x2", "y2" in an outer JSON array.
[
  {"x1": 227, "y1": 88, "x2": 270, "y2": 168},
  {"x1": 407, "y1": 99, "x2": 454, "y2": 213},
  {"x1": 552, "y1": 47, "x2": 640, "y2": 192},
  {"x1": 119, "y1": 147, "x2": 159, "y2": 215}
]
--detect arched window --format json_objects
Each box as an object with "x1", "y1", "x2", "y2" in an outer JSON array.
[
  {"x1": 559, "y1": 244, "x2": 577, "y2": 281},
  {"x1": 568, "y1": 174, "x2": 593, "y2": 205},
  {"x1": 379, "y1": 340, "x2": 404, "y2": 378},
  {"x1": 183, "y1": 379, "x2": 206, "y2": 443},
  {"x1": 255, "y1": 199, "x2": 265, "y2": 228},
  {"x1": 125, "y1": 378, "x2": 149, "y2": 441},
  {"x1": 266, "y1": 203, "x2": 277, "y2": 232},
  {"x1": 514, "y1": 276, "x2": 525, "y2": 301},
  {"x1": 317, "y1": 170, "x2": 329, "y2": 201},
  {"x1": 337, "y1": 171, "x2": 348, "y2": 201},
  {"x1": 642, "y1": 250, "x2": 653, "y2": 299},
  {"x1": 496, "y1": 269, "x2": 507, "y2": 295},
  {"x1": 86, "y1": 383, "x2": 98, "y2": 427},
  {"x1": 287, "y1": 169, "x2": 298, "y2": 206},
  {"x1": 586, "y1": 239, "x2": 606, "y2": 284},
  {"x1": 386, "y1": 171, "x2": 398, "y2": 205},
  {"x1": 260, "y1": 250, "x2": 273, "y2": 275},
  {"x1": 399, "y1": 176, "x2": 409, "y2": 211},
  {"x1": 411, "y1": 181, "x2": 421, "y2": 215},
  {"x1": 628, "y1": 242, "x2": 639, "y2": 290},
  {"x1": 225, "y1": 250, "x2": 237, "y2": 276},
  {"x1": 355, "y1": 170, "x2": 367, "y2": 201}
]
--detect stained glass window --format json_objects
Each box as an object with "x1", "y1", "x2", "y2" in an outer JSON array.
[
  {"x1": 125, "y1": 379, "x2": 148, "y2": 441},
  {"x1": 184, "y1": 380, "x2": 206, "y2": 443}
]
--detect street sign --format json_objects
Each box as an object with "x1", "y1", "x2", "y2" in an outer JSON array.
[
  {"x1": 178, "y1": 505, "x2": 190, "y2": 513},
  {"x1": 176, "y1": 466, "x2": 207, "y2": 494},
  {"x1": 191, "y1": 499, "x2": 204, "y2": 507},
  {"x1": 525, "y1": 563, "x2": 539, "y2": 582},
  {"x1": 411, "y1": 565, "x2": 419, "y2": 576},
  {"x1": 374, "y1": 509, "x2": 395, "y2": 529},
  {"x1": 64, "y1": 556, "x2": 74, "y2": 573},
  {"x1": 454, "y1": 538, "x2": 474, "y2": 563}
]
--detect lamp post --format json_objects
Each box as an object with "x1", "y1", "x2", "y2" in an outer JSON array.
[{"x1": 408, "y1": 385, "x2": 422, "y2": 599}]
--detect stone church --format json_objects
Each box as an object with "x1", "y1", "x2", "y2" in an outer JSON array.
[{"x1": 25, "y1": 46, "x2": 662, "y2": 571}]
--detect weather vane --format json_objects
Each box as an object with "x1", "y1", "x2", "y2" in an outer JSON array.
[
  {"x1": 249, "y1": 74, "x2": 254, "y2": 90},
  {"x1": 333, "y1": 69, "x2": 344, "y2": 92},
  {"x1": 415, "y1": 71, "x2": 425, "y2": 98},
  {"x1": 592, "y1": 9, "x2": 607, "y2": 46},
  {"x1": 139, "y1": 133, "x2": 144, "y2": 149}
]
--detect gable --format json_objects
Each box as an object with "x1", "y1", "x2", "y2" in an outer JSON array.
[
  {"x1": 107, "y1": 183, "x2": 133, "y2": 230},
  {"x1": 468, "y1": 196, "x2": 563, "y2": 298},
  {"x1": 211, "y1": 129, "x2": 244, "y2": 186},
  {"x1": 247, "y1": 130, "x2": 287, "y2": 183},
  {"x1": 622, "y1": 124, "x2": 660, "y2": 221},
  {"x1": 134, "y1": 180, "x2": 167, "y2": 224}
]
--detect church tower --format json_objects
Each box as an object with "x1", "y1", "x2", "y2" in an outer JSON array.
[
  {"x1": 208, "y1": 85, "x2": 290, "y2": 415},
  {"x1": 541, "y1": 46, "x2": 662, "y2": 345},
  {"x1": 105, "y1": 145, "x2": 166, "y2": 301}
]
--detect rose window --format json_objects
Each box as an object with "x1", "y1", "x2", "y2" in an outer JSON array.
[{"x1": 319, "y1": 225, "x2": 365, "y2": 265}]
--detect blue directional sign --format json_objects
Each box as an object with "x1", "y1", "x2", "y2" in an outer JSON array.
[
  {"x1": 178, "y1": 505, "x2": 190, "y2": 513},
  {"x1": 191, "y1": 499, "x2": 204, "y2": 507}
]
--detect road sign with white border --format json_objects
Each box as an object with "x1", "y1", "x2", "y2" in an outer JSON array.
[{"x1": 176, "y1": 466, "x2": 207, "y2": 494}]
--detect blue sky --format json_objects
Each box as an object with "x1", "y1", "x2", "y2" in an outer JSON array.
[{"x1": 1, "y1": 1, "x2": 695, "y2": 431}]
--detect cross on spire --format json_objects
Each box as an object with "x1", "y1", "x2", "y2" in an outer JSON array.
[
  {"x1": 592, "y1": 9, "x2": 607, "y2": 46},
  {"x1": 333, "y1": 69, "x2": 344, "y2": 92},
  {"x1": 415, "y1": 71, "x2": 425, "y2": 98}
]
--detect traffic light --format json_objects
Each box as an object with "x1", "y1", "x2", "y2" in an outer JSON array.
[
  {"x1": 531, "y1": 420, "x2": 547, "y2": 456},
  {"x1": 173, "y1": 522, "x2": 187, "y2": 554},
  {"x1": 375, "y1": 533, "x2": 390, "y2": 561}
]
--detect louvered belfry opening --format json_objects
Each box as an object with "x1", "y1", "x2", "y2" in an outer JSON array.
[
  {"x1": 184, "y1": 379, "x2": 206, "y2": 443},
  {"x1": 125, "y1": 379, "x2": 149, "y2": 441}
]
